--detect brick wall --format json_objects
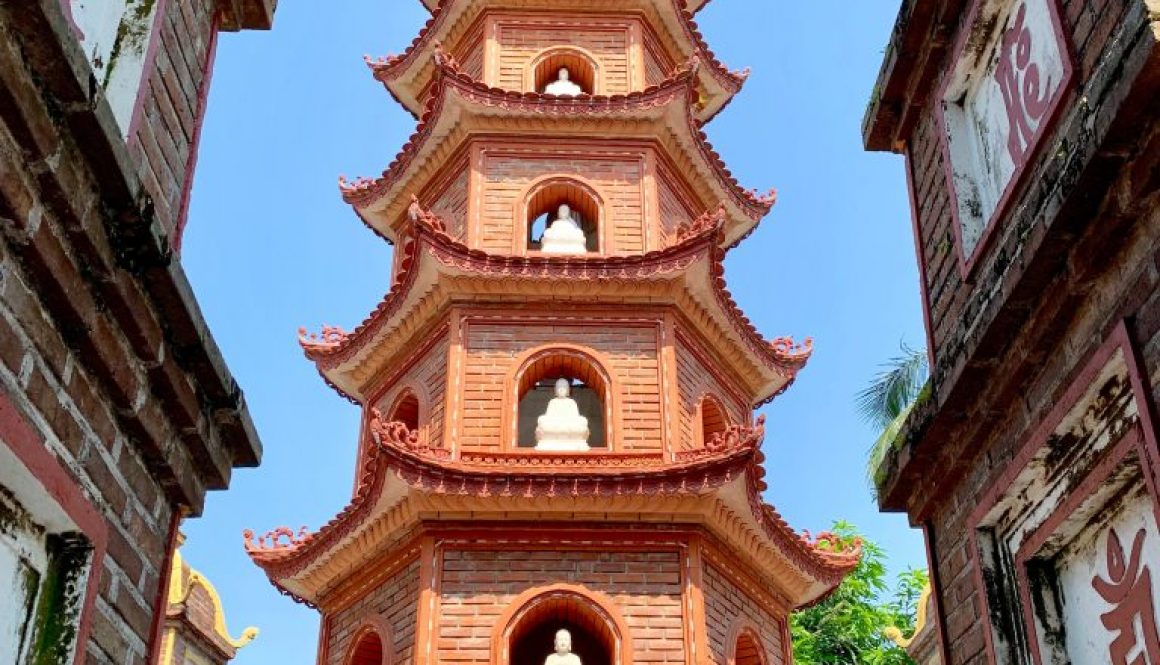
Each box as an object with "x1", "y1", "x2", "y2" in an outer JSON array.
[
  {"x1": 426, "y1": 157, "x2": 471, "y2": 242},
  {"x1": 0, "y1": 0, "x2": 273, "y2": 662},
  {"x1": 478, "y1": 146, "x2": 647, "y2": 254},
  {"x1": 493, "y1": 17, "x2": 633, "y2": 94},
  {"x1": 372, "y1": 334, "x2": 451, "y2": 450},
  {"x1": 675, "y1": 337, "x2": 748, "y2": 451},
  {"x1": 128, "y1": 0, "x2": 219, "y2": 248},
  {"x1": 459, "y1": 318, "x2": 663, "y2": 452},
  {"x1": 656, "y1": 163, "x2": 699, "y2": 245},
  {"x1": 439, "y1": 548, "x2": 686, "y2": 665},
  {"x1": 0, "y1": 237, "x2": 175, "y2": 662},
  {"x1": 326, "y1": 558, "x2": 422, "y2": 665},
  {"x1": 910, "y1": 0, "x2": 1147, "y2": 375},
  {"x1": 702, "y1": 564, "x2": 787, "y2": 665},
  {"x1": 889, "y1": 0, "x2": 1160, "y2": 662},
  {"x1": 642, "y1": 26, "x2": 677, "y2": 87}
]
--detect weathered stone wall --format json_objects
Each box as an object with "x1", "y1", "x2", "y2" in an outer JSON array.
[{"x1": 0, "y1": 0, "x2": 273, "y2": 662}]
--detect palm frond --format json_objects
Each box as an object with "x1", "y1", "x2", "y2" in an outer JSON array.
[{"x1": 856, "y1": 343, "x2": 929, "y2": 430}]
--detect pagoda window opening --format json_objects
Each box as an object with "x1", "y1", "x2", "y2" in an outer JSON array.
[
  {"x1": 346, "y1": 626, "x2": 386, "y2": 665},
  {"x1": 387, "y1": 390, "x2": 421, "y2": 433},
  {"x1": 532, "y1": 50, "x2": 597, "y2": 95},
  {"x1": 507, "y1": 594, "x2": 616, "y2": 665},
  {"x1": 515, "y1": 351, "x2": 609, "y2": 449},
  {"x1": 733, "y1": 630, "x2": 765, "y2": 665},
  {"x1": 699, "y1": 395, "x2": 731, "y2": 447},
  {"x1": 525, "y1": 181, "x2": 601, "y2": 254}
]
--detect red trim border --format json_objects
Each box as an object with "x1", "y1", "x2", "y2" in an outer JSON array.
[
  {"x1": 0, "y1": 391, "x2": 108, "y2": 665},
  {"x1": 936, "y1": 0, "x2": 1077, "y2": 281}
]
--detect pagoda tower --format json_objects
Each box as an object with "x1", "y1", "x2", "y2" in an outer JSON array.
[{"x1": 245, "y1": 2, "x2": 859, "y2": 664}]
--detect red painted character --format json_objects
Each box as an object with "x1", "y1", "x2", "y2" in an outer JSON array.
[
  {"x1": 1091, "y1": 528, "x2": 1160, "y2": 665},
  {"x1": 994, "y1": 3, "x2": 1053, "y2": 167}
]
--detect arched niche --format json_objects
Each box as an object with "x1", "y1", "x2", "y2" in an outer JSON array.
[
  {"x1": 344, "y1": 618, "x2": 392, "y2": 665},
  {"x1": 520, "y1": 178, "x2": 603, "y2": 254},
  {"x1": 493, "y1": 585, "x2": 632, "y2": 665},
  {"x1": 387, "y1": 389, "x2": 422, "y2": 433},
  {"x1": 509, "y1": 346, "x2": 614, "y2": 450},
  {"x1": 725, "y1": 620, "x2": 767, "y2": 665},
  {"x1": 529, "y1": 48, "x2": 599, "y2": 95},
  {"x1": 698, "y1": 395, "x2": 731, "y2": 447}
]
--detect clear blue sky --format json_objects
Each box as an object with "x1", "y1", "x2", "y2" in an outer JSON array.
[{"x1": 180, "y1": 2, "x2": 925, "y2": 662}]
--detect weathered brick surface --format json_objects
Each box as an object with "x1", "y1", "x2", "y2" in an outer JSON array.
[
  {"x1": 0, "y1": 0, "x2": 273, "y2": 662},
  {"x1": 702, "y1": 564, "x2": 787, "y2": 665},
  {"x1": 438, "y1": 548, "x2": 685, "y2": 665},
  {"x1": 866, "y1": 0, "x2": 1160, "y2": 662}
]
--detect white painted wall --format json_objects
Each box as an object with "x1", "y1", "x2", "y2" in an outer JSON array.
[
  {"x1": 0, "y1": 443, "x2": 86, "y2": 663},
  {"x1": 942, "y1": 0, "x2": 1068, "y2": 257},
  {"x1": 68, "y1": 0, "x2": 161, "y2": 136},
  {"x1": 1058, "y1": 487, "x2": 1160, "y2": 664}
]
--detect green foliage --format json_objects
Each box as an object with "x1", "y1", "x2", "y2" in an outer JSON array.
[
  {"x1": 791, "y1": 522, "x2": 928, "y2": 665},
  {"x1": 855, "y1": 345, "x2": 928, "y2": 430}
]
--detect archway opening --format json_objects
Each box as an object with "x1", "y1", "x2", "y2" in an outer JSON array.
[
  {"x1": 734, "y1": 631, "x2": 763, "y2": 665},
  {"x1": 509, "y1": 595, "x2": 615, "y2": 665},
  {"x1": 388, "y1": 391, "x2": 420, "y2": 432},
  {"x1": 700, "y1": 396, "x2": 730, "y2": 446},
  {"x1": 526, "y1": 181, "x2": 600, "y2": 253},
  {"x1": 516, "y1": 352, "x2": 608, "y2": 448},
  {"x1": 533, "y1": 53, "x2": 596, "y2": 95},
  {"x1": 348, "y1": 629, "x2": 384, "y2": 665}
]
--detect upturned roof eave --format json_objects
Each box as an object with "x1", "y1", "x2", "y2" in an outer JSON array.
[
  {"x1": 379, "y1": 0, "x2": 738, "y2": 122},
  {"x1": 299, "y1": 216, "x2": 810, "y2": 403},
  {"x1": 343, "y1": 61, "x2": 773, "y2": 249},
  {"x1": 244, "y1": 421, "x2": 859, "y2": 607}
]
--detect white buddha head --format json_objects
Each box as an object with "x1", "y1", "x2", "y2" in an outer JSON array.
[
  {"x1": 558, "y1": 67, "x2": 571, "y2": 83},
  {"x1": 554, "y1": 378, "x2": 572, "y2": 399},
  {"x1": 556, "y1": 204, "x2": 573, "y2": 222},
  {"x1": 554, "y1": 629, "x2": 573, "y2": 655}
]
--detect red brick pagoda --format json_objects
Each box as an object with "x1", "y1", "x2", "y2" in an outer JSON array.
[{"x1": 246, "y1": 2, "x2": 859, "y2": 664}]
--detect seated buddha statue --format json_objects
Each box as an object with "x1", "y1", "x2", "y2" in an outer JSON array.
[
  {"x1": 539, "y1": 204, "x2": 589, "y2": 255},
  {"x1": 535, "y1": 379, "x2": 591, "y2": 451},
  {"x1": 544, "y1": 629, "x2": 582, "y2": 665},
  {"x1": 543, "y1": 67, "x2": 584, "y2": 96}
]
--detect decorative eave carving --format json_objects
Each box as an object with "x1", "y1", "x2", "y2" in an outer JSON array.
[
  {"x1": 341, "y1": 53, "x2": 773, "y2": 249},
  {"x1": 369, "y1": 0, "x2": 738, "y2": 123},
  {"x1": 243, "y1": 416, "x2": 859, "y2": 607},
  {"x1": 416, "y1": 0, "x2": 712, "y2": 15},
  {"x1": 297, "y1": 204, "x2": 810, "y2": 403}
]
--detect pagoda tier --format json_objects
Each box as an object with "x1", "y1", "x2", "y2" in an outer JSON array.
[
  {"x1": 369, "y1": 0, "x2": 744, "y2": 123},
  {"x1": 244, "y1": 415, "x2": 859, "y2": 610},
  {"x1": 299, "y1": 208, "x2": 809, "y2": 413},
  {"x1": 343, "y1": 56, "x2": 773, "y2": 251}
]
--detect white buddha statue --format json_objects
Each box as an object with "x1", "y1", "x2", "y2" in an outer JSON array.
[
  {"x1": 539, "y1": 204, "x2": 589, "y2": 255},
  {"x1": 543, "y1": 67, "x2": 584, "y2": 96},
  {"x1": 535, "y1": 379, "x2": 591, "y2": 451},
  {"x1": 544, "y1": 629, "x2": 582, "y2": 665}
]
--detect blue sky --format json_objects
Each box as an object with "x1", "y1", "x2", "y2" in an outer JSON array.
[{"x1": 180, "y1": 2, "x2": 925, "y2": 662}]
